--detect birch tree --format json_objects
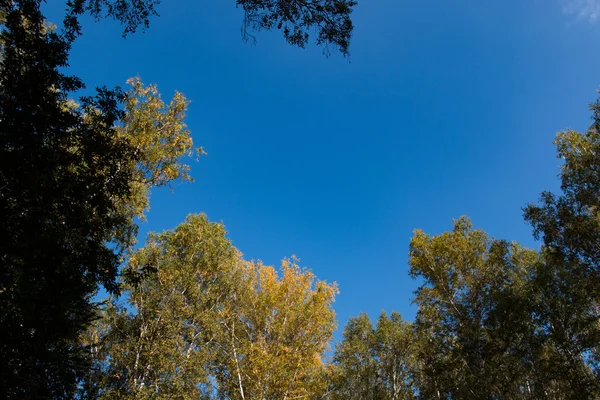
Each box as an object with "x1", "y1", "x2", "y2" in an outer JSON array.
[
  {"x1": 82, "y1": 215, "x2": 337, "y2": 400},
  {"x1": 332, "y1": 312, "x2": 417, "y2": 400}
]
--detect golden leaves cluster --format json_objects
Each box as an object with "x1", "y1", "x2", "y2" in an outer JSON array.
[{"x1": 86, "y1": 215, "x2": 337, "y2": 400}]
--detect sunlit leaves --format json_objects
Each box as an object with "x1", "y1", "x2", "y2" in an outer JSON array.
[
  {"x1": 215, "y1": 256, "x2": 338, "y2": 400},
  {"x1": 409, "y1": 217, "x2": 541, "y2": 399},
  {"x1": 112, "y1": 77, "x2": 201, "y2": 249},
  {"x1": 83, "y1": 215, "x2": 337, "y2": 400}
]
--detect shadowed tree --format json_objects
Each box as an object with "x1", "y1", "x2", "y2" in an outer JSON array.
[
  {"x1": 69, "y1": 0, "x2": 357, "y2": 56},
  {"x1": 0, "y1": 3, "x2": 132, "y2": 396},
  {"x1": 408, "y1": 217, "x2": 542, "y2": 399},
  {"x1": 524, "y1": 93, "x2": 600, "y2": 397},
  {"x1": 0, "y1": 2, "x2": 197, "y2": 396},
  {"x1": 0, "y1": 0, "x2": 355, "y2": 395},
  {"x1": 332, "y1": 311, "x2": 417, "y2": 400}
]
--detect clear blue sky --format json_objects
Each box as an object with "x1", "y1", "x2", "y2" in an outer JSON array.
[{"x1": 47, "y1": 0, "x2": 600, "y2": 339}]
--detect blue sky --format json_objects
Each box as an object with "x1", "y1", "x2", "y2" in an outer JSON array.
[{"x1": 47, "y1": 0, "x2": 600, "y2": 338}]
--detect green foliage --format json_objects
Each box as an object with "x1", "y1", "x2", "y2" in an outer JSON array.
[
  {"x1": 332, "y1": 312, "x2": 416, "y2": 400},
  {"x1": 0, "y1": 2, "x2": 131, "y2": 396},
  {"x1": 82, "y1": 214, "x2": 337, "y2": 400},
  {"x1": 81, "y1": 214, "x2": 235, "y2": 399},
  {"x1": 409, "y1": 218, "x2": 542, "y2": 399},
  {"x1": 333, "y1": 314, "x2": 380, "y2": 399},
  {"x1": 334, "y1": 94, "x2": 600, "y2": 399},
  {"x1": 113, "y1": 76, "x2": 201, "y2": 248},
  {"x1": 5, "y1": 0, "x2": 600, "y2": 398},
  {"x1": 0, "y1": 1, "x2": 197, "y2": 396},
  {"x1": 0, "y1": 0, "x2": 356, "y2": 396},
  {"x1": 374, "y1": 312, "x2": 417, "y2": 400},
  {"x1": 523, "y1": 93, "x2": 600, "y2": 397}
]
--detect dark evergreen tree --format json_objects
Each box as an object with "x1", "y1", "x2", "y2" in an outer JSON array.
[{"x1": 0, "y1": 1, "x2": 134, "y2": 397}]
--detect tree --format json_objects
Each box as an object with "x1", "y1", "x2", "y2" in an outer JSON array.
[
  {"x1": 523, "y1": 93, "x2": 600, "y2": 397},
  {"x1": 82, "y1": 214, "x2": 337, "y2": 400},
  {"x1": 0, "y1": 1, "x2": 197, "y2": 394},
  {"x1": 0, "y1": 0, "x2": 357, "y2": 393},
  {"x1": 213, "y1": 256, "x2": 338, "y2": 400},
  {"x1": 0, "y1": 3, "x2": 133, "y2": 396},
  {"x1": 80, "y1": 214, "x2": 236, "y2": 399},
  {"x1": 374, "y1": 312, "x2": 417, "y2": 400},
  {"x1": 69, "y1": 0, "x2": 357, "y2": 56},
  {"x1": 332, "y1": 314, "x2": 380, "y2": 400},
  {"x1": 408, "y1": 217, "x2": 541, "y2": 399},
  {"x1": 331, "y1": 95, "x2": 600, "y2": 400},
  {"x1": 112, "y1": 76, "x2": 200, "y2": 246},
  {"x1": 1, "y1": 0, "x2": 356, "y2": 393},
  {"x1": 332, "y1": 312, "x2": 417, "y2": 400}
]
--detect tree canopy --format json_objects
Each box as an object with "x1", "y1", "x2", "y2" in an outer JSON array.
[
  {"x1": 81, "y1": 214, "x2": 338, "y2": 400},
  {"x1": 331, "y1": 94, "x2": 600, "y2": 400},
  {"x1": 70, "y1": 0, "x2": 357, "y2": 55},
  {"x1": 3, "y1": 0, "x2": 600, "y2": 398},
  {"x1": 0, "y1": 0, "x2": 356, "y2": 395}
]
